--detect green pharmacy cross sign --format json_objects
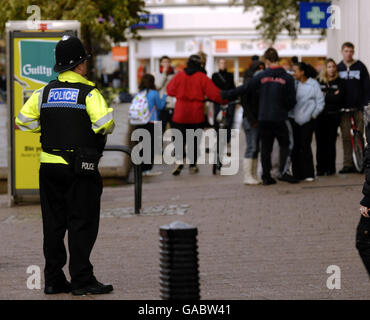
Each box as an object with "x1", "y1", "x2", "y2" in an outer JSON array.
[
  {"x1": 307, "y1": 6, "x2": 326, "y2": 25},
  {"x1": 20, "y1": 39, "x2": 58, "y2": 84},
  {"x1": 299, "y1": 2, "x2": 331, "y2": 29}
]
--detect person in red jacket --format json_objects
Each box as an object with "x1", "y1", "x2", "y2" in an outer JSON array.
[{"x1": 166, "y1": 54, "x2": 227, "y2": 175}]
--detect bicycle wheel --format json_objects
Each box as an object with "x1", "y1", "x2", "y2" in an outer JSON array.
[{"x1": 352, "y1": 130, "x2": 365, "y2": 173}]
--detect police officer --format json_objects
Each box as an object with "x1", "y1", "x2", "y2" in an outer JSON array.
[
  {"x1": 16, "y1": 35, "x2": 115, "y2": 295},
  {"x1": 357, "y1": 105, "x2": 370, "y2": 277}
]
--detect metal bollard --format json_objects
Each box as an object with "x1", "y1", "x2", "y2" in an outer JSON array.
[{"x1": 159, "y1": 221, "x2": 200, "y2": 300}]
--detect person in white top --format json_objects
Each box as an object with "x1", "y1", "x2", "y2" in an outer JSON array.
[{"x1": 155, "y1": 56, "x2": 176, "y2": 132}]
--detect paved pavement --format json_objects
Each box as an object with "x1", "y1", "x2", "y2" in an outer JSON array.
[{"x1": 0, "y1": 133, "x2": 369, "y2": 300}]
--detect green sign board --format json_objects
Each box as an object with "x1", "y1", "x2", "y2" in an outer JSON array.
[{"x1": 19, "y1": 39, "x2": 58, "y2": 84}]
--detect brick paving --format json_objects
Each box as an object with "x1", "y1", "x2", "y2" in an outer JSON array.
[{"x1": 0, "y1": 135, "x2": 369, "y2": 300}]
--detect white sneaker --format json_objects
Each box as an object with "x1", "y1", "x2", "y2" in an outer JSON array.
[{"x1": 305, "y1": 177, "x2": 315, "y2": 182}]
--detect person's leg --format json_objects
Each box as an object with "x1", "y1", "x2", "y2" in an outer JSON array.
[
  {"x1": 340, "y1": 113, "x2": 354, "y2": 169},
  {"x1": 259, "y1": 122, "x2": 275, "y2": 181},
  {"x1": 160, "y1": 109, "x2": 169, "y2": 133},
  {"x1": 290, "y1": 119, "x2": 302, "y2": 180},
  {"x1": 327, "y1": 115, "x2": 340, "y2": 174},
  {"x1": 315, "y1": 116, "x2": 328, "y2": 174},
  {"x1": 355, "y1": 109, "x2": 365, "y2": 135},
  {"x1": 39, "y1": 163, "x2": 69, "y2": 287},
  {"x1": 189, "y1": 123, "x2": 204, "y2": 170},
  {"x1": 171, "y1": 121, "x2": 185, "y2": 175},
  {"x1": 243, "y1": 118, "x2": 254, "y2": 159},
  {"x1": 274, "y1": 121, "x2": 291, "y2": 176},
  {"x1": 67, "y1": 172, "x2": 103, "y2": 290},
  {"x1": 300, "y1": 120, "x2": 315, "y2": 179},
  {"x1": 252, "y1": 126, "x2": 262, "y2": 181},
  {"x1": 242, "y1": 118, "x2": 259, "y2": 184},
  {"x1": 356, "y1": 215, "x2": 370, "y2": 277},
  {"x1": 226, "y1": 103, "x2": 236, "y2": 144}
]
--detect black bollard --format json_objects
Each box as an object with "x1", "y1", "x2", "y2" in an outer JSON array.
[{"x1": 159, "y1": 221, "x2": 200, "y2": 300}]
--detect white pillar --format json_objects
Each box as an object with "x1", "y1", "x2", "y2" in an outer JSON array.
[
  {"x1": 129, "y1": 40, "x2": 137, "y2": 94},
  {"x1": 234, "y1": 58, "x2": 240, "y2": 86},
  {"x1": 149, "y1": 39, "x2": 155, "y2": 75},
  {"x1": 204, "y1": 37, "x2": 214, "y2": 76}
]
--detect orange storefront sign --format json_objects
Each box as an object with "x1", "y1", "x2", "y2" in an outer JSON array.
[
  {"x1": 215, "y1": 40, "x2": 228, "y2": 53},
  {"x1": 112, "y1": 46, "x2": 128, "y2": 62}
]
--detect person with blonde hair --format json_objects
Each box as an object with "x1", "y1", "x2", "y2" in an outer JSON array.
[{"x1": 316, "y1": 58, "x2": 345, "y2": 176}]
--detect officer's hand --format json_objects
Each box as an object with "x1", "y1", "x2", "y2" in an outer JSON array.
[{"x1": 360, "y1": 205, "x2": 370, "y2": 218}]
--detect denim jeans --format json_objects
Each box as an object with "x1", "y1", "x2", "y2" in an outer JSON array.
[{"x1": 242, "y1": 118, "x2": 259, "y2": 159}]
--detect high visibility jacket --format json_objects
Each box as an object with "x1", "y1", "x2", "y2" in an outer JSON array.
[{"x1": 15, "y1": 71, "x2": 115, "y2": 164}]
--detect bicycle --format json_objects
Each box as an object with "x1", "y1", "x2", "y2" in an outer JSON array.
[{"x1": 340, "y1": 108, "x2": 365, "y2": 173}]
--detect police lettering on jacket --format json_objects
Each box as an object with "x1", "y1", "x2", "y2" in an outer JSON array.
[{"x1": 48, "y1": 88, "x2": 79, "y2": 103}]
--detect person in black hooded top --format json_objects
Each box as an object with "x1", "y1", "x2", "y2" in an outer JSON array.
[
  {"x1": 316, "y1": 58, "x2": 345, "y2": 176},
  {"x1": 337, "y1": 42, "x2": 370, "y2": 173},
  {"x1": 211, "y1": 58, "x2": 236, "y2": 156}
]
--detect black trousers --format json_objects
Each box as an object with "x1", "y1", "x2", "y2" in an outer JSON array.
[
  {"x1": 259, "y1": 121, "x2": 291, "y2": 180},
  {"x1": 214, "y1": 102, "x2": 236, "y2": 144},
  {"x1": 159, "y1": 108, "x2": 173, "y2": 133},
  {"x1": 39, "y1": 163, "x2": 102, "y2": 289},
  {"x1": 290, "y1": 119, "x2": 316, "y2": 180},
  {"x1": 356, "y1": 216, "x2": 370, "y2": 277},
  {"x1": 315, "y1": 113, "x2": 340, "y2": 174},
  {"x1": 171, "y1": 121, "x2": 204, "y2": 165}
]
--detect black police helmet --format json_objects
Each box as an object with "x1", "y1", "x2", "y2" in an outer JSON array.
[{"x1": 53, "y1": 35, "x2": 91, "y2": 73}]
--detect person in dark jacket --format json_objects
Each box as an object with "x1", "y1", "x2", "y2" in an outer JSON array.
[
  {"x1": 212, "y1": 59, "x2": 236, "y2": 140},
  {"x1": 166, "y1": 54, "x2": 227, "y2": 175},
  {"x1": 356, "y1": 117, "x2": 370, "y2": 276},
  {"x1": 316, "y1": 58, "x2": 345, "y2": 176},
  {"x1": 337, "y1": 42, "x2": 370, "y2": 174},
  {"x1": 211, "y1": 58, "x2": 236, "y2": 171},
  {"x1": 221, "y1": 48, "x2": 298, "y2": 185}
]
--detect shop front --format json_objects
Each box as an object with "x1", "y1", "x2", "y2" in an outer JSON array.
[{"x1": 128, "y1": 35, "x2": 327, "y2": 92}]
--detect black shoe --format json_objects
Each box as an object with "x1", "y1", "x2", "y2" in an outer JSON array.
[
  {"x1": 316, "y1": 171, "x2": 326, "y2": 176},
  {"x1": 44, "y1": 280, "x2": 71, "y2": 294},
  {"x1": 262, "y1": 177, "x2": 276, "y2": 185},
  {"x1": 326, "y1": 170, "x2": 336, "y2": 176},
  {"x1": 339, "y1": 166, "x2": 356, "y2": 174},
  {"x1": 172, "y1": 164, "x2": 184, "y2": 176},
  {"x1": 278, "y1": 173, "x2": 299, "y2": 184},
  {"x1": 71, "y1": 281, "x2": 113, "y2": 296}
]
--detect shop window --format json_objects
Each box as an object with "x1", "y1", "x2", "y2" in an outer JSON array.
[
  {"x1": 171, "y1": 58, "x2": 187, "y2": 73},
  {"x1": 137, "y1": 59, "x2": 150, "y2": 84},
  {"x1": 302, "y1": 57, "x2": 326, "y2": 73}
]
